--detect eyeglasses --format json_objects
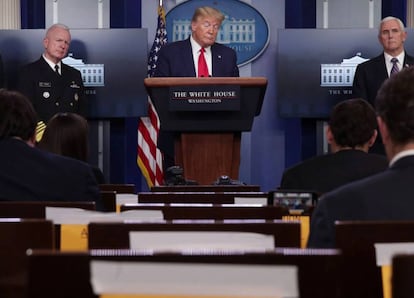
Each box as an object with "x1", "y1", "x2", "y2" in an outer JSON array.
[{"x1": 201, "y1": 21, "x2": 220, "y2": 31}]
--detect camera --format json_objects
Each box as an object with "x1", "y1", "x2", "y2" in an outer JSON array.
[
  {"x1": 213, "y1": 175, "x2": 246, "y2": 185},
  {"x1": 164, "y1": 166, "x2": 198, "y2": 186}
]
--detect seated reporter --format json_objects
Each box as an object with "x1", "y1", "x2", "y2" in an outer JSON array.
[
  {"x1": 38, "y1": 112, "x2": 105, "y2": 184},
  {"x1": 280, "y1": 98, "x2": 388, "y2": 194},
  {"x1": 0, "y1": 89, "x2": 103, "y2": 210},
  {"x1": 308, "y1": 66, "x2": 414, "y2": 248}
]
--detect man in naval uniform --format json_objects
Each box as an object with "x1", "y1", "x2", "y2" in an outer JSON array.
[{"x1": 17, "y1": 23, "x2": 86, "y2": 141}]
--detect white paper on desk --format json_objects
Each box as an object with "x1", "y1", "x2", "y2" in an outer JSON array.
[
  {"x1": 234, "y1": 197, "x2": 267, "y2": 205},
  {"x1": 45, "y1": 207, "x2": 163, "y2": 224},
  {"x1": 375, "y1": 242, "x2": 414, "y2": 266},
  {"x1": 116, "y1": 193, "x2": 138, "y2": 205},
  {"x1": 129, "y1": 231, "x2": 275, "y2": 251},
  {"x1": 90, "y1": 260, "x2": 298, "y2": 298}
]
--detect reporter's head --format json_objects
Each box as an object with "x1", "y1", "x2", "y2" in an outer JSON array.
[
  {"x1": 0, "y1": 89, "x2": 37, "y2": 143},
  {"x1": 376, "y1": 66, "x2": 414, "y2": 158}
]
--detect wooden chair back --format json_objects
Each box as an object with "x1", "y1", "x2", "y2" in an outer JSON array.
[
  {"x1": 120, "y1": 203, "x2": 289, "y2": 220},
  {"x1": 138, "y1": 191, "x2": 268, "y2": 204},
  {"x1": 335, "y1": 220, "x2": 414, "y2": 298},
  {"x1": 151, "y1": 185, "x2": 260, "y2": 192},
  {"x1": 88, "y1": 220, "x2": 301, "y2": 249},
  {"x1": 0, "y1": 201, "x2": 96, "y2": 218},
  {"x1": 99, "y1": 191, "x2": 116, "y2": 212},
  {"x1": 0, "y1": 219, "x2": 54, "y2": 298},
  {"x1": 392, "y1": 253, "x2": 414, "y2": 298},
  {"x1": 0, "y1": 201, "x2": 96, "y2": 249},
  {"x1": 99, "y1": 184, "x2": 136, "y2": 194},
  {"x1": 26, "y1": 248, "x2": 343, "y2": 298}
]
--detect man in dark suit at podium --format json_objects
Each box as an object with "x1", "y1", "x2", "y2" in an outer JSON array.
[
  {"x1": 353, "y1": 16, "x2": 414, "y2": 154},
  {"x1": 155, "y1": 6, "x2": 239, "y2": 78},
  {"x1": 280, "y1": 98, "x2": 388, "y2": 194},
  {"x1": 154, "y1": 6, "x2": 239, "y2": 169},
  {"x1": 308, "y1": 66, "x2": 414, "y2": 248}
]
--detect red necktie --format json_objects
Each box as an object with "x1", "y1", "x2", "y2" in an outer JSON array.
[{"x1": 198, "y1": 48, "x2": 209, "y2": 77}]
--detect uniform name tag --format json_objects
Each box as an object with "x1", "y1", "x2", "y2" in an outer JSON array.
[
  {"x1": 70, "y1": 81, "x2": 81, "y2": 88},
  {"x1": 39, "y1": 82, "x2": 51, "y2": 87}
]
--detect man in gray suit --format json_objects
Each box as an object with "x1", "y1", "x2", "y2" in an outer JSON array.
[{"x1": 308, "y1": 66, "x2": 414, "y2": 249}]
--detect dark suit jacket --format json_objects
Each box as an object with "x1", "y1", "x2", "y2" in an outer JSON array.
[
  {"x1": 353, "y1": 52, "x2": 414, "y2": 107},
  {"x1": 280, "y1": 149, "x2": 388, "y2": 194},
  {"x1": 16, "y1": 56, "x2": 86, "y2": 122},
  {"x1": 154, "y1": 38, "x2": 239, "y2": 77},
  {"x1": 307, "y1": 155, "x2": 414, "y2": 248},
  {"x1": 0, "y1": 138, "x2": 103, "y2": 210}
]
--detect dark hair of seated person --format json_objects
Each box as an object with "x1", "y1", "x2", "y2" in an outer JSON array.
[{"x1": 38, "y1": 112, "x2": 105, "y2": 184}]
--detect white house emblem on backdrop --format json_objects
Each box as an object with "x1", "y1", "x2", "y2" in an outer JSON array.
[
  {"x1": 62, "y1": 54, "x2": 105, "y2": 87},
  {"x1": 321, "y1": 54, "x2": 368, "y2": 87},
  {"x1": 171, "y1": 16, "x2": 256, "y2": 45},
  {"x1": 166, "y1": 0, "x2": 269, "y2": 67}
]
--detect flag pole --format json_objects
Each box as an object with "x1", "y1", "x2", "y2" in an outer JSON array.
[{"x1": 138, "y1": 0, "x2": 168, "y2": 187}]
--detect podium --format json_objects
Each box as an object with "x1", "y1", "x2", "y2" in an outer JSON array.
[{"x1": 144, "y1": 77, "x2": 267, "y2": 185}]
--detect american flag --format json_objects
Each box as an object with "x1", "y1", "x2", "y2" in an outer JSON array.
[{"x1": 137, "y1": 3, "x2": 167, "y2": 187}]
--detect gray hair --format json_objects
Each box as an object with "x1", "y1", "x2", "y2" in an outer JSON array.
[
  {"x1": 45, "y1": 23, "x2": 70, "y2": 37},
  {"x1": 378, "y1": 16, "x2": 405, "y2": 36}
]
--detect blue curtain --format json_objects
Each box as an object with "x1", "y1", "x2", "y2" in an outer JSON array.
[
  {"x1": 20, "y1": 0, "x2": 45, "y2": 28},
  {"x1": 110, "y1": 0, "x2": 141, "y2": 28},
  {"x1": 382, "y1": 0, "x2": 407, "y2": 23},
  {"x1": 109, "y1": 0, "x2": 144, "y2": 189},
  {"x1": 284, "y1": 0, "x2": 317, "y2": 167}
]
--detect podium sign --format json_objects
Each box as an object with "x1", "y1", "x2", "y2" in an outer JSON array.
[
  {"x1": 144, "y1": 77, "x2": 267, "y2": 185},
  {"x1": 170, "y1": 85, "x2": 240, "y2": 111},
  {"x1": 144, "y1": 77, "x2": 266, "y2": 132}
]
